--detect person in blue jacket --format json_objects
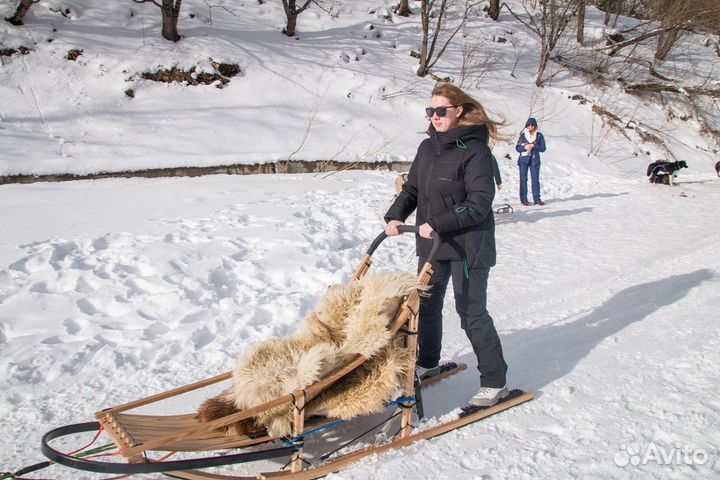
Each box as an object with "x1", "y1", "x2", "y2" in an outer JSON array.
[{"x1": 516, "y1": 117, "x2": 546, "y2": 206}]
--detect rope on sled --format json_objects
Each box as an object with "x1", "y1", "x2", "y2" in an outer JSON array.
[
  {"x1": 281, "y1": 394, "x2": 418, "y2": 451},
  {"x1": 281, "y1": 419, "x2": 350, "y2": 451},
  {"x1": 2, "y1": 442, "x2": 118, "y2": 480},
  {"x1": 317, "y1": 409, "x2": 405, "y2": 463}
]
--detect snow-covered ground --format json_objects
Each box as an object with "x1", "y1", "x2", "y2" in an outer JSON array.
[
  {"x1": 2, "y1": 169, "x2": 719, "y2": 478},
  {"x1": 1, "y1": 0, "x2": 719, "y2": 478}
]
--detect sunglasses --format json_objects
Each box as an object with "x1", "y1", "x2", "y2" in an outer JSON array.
[{"x1": 425, "y1": 105, "x2": 460, "y2": 118}]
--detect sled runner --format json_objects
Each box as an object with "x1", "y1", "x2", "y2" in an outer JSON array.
[{"x1": 38, "y1": 226, "x2": 533, "y2": 479}]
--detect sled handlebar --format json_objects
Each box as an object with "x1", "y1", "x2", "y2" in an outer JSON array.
[{"x1": 366, "y1": 225, "x2": 441, "y2": 263}]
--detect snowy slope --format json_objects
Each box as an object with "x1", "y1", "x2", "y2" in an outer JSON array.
[
  {"x1": 1, "y1": 0, "x2": 717, "y2": 178},
  {"x1": 1, "y1": 0, "x2": 720, "y2": 478}
]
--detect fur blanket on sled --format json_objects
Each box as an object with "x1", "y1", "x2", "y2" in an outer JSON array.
[{"x1": 196, "y1": 272, "x2": 419, "y2": 438}]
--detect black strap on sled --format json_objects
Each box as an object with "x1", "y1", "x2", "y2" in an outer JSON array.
[
  {"x1": 41, "y1": 421, "x2": 294, "y2": 474},
  {"x1": 413, "y1": 374, "x2": 425, "y2": 420}
]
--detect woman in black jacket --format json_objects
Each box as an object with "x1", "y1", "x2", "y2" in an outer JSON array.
[{"x1": 384, "y1": 83, "x2": 509, "y2": 407}]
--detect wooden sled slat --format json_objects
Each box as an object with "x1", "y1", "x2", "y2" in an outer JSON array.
[
  {"x1": 167, "y1": 470, "x2": 258, "y2": 480},
  {"x1": 100, "y1": 372, "x2": 232, "y2": 416},
  {"x1": 150, "y1": 417, "x2": 345, "y2": 453}
]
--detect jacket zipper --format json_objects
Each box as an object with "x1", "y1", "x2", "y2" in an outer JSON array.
[{"x1": 425, "y1": 154, "x2": 437, "y2": 222}]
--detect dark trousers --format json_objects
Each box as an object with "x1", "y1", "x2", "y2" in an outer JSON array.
[
  {"x1": 518, "y1": 156, "x2": 541, "y2": 203},
  {"x1": 416, "y1": 257, "x2": 508, "y2": 388}
]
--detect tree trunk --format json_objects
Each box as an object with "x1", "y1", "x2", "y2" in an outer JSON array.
[
  {"x1": 535, "y1": 40, "x2": 549, "y2": 87},
  {"x1": 603, "y1": 0, "x2": 612, "y2": 26},
  {"x1": 6, "y1": 0, "x2": 34, "y2": 26},
  {"x1": 576, "y1": 0, "x2": 585, "y2": 44},
  {"x1": 396, "y1": 0, "x2": 410, "y2": 17},
  {"x1": 282, "y1": 0, "x2": 311, "y2": 36},
  {"x1": 416, "y1": 0, "x2": 431, "y2": 76},
  {"x1": 655, "y1": 28, "x2": 680, "y2": 61},
  {"x1": 488, "y1": 0, "x2": 500, "y2": 21},
  {"x1": 285, "y1": 12, "x2": 298, "y2": 36},
  {"x1": 160, "y1": 0, "x2": 182, "y2": 42}
]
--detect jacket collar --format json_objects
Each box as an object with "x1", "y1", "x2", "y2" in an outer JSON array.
[{"x1": 429, "y1": 124, "x2": 489, "y2": 150}]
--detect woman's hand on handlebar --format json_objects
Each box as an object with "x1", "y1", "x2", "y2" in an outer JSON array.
[
  {"x1": 418, "y1": 223, "x2": 434, "y2": 239},
  {"x1": 385, "y1": 220, "x2": 404, "y2": 236}
]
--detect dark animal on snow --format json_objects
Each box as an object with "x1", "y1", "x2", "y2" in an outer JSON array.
[
  {"x1": 715, "y1": 160, "x2": 720, "y2": 177},
  {"x1": 646, "y1": 160, "x2": 688, "y2": 186}
]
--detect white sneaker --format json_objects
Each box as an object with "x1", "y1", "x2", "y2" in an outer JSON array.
[
  {"x1": 469, "y1": 385, "x2": 509, "y2": 407},
  {"x1": 416, "y1": 365, "x2": 441, "y2": 380}
]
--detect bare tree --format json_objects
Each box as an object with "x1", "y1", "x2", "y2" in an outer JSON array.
[
  {"x1": 650, "y1": 0, "x2": 720, "y2": 61},
  {"x1": 605, "y1": 24, "x2": 677, "y2": 57},
  {"x1": 458, "y1": 37, "x2": 500, "y2": 88},
  {"x1": 416, "y1": 0, "x2": 481, "y2": 77},
  {"x1": 506, "y1": 0, "x2": 580, "y2": 86},
  {"x1": 281, "y1": 0, "x2": 312, "y2": 36},
  {"x1": 576, "y1": 0, "x2": 585, "y2": 44},
  {"x1": 132, "y1": 0, "x2": 183, "y2": 42},
  {"x1": 5, "y1": 0, "x2": 39, "y2": 26},
  {"x1": 599, "y1": 0, "x2": 720, "y2": 61},
  {"x1": 602, "y1": 0, "x2": 615, "y2": 26}
]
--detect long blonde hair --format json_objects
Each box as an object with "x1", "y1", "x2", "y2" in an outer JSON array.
[{"x1": 431, "y1": 82, "x2": 509, "y2": 146}]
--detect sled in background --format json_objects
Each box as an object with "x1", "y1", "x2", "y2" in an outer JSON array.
[{"x1": 37, "y1": 227, "x2": 533, "y2": 479}]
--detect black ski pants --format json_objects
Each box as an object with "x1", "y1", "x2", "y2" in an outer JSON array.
[{"x1": 416, "y1": 257, "x2": 508, "y2": 388}]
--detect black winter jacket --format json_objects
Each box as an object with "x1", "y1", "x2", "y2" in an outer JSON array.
[{"x1": 385, "y1": 124, "x2": 496, "y2": 268}]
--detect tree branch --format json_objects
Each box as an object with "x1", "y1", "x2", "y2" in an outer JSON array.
[{"x1": 603, "y1": 25, "x2": 684, "y2": 56}]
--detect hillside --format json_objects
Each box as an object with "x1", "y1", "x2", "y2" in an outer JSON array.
[{"x1": 1, "y1": 0, "x2": 718, "y2": 180}]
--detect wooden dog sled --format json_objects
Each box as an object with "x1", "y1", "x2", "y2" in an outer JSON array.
[{"x1": 39, "y1": 227, "x2": 533, "y2": 479}]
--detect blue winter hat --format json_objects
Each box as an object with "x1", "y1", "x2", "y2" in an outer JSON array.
[{"x1": 526, "y1": 117, "x2": 538, "y2": 127}]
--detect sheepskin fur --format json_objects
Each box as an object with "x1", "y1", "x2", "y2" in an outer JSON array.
[{"x1": 197, "y1": 272, "x2": 419, "y2": 437}]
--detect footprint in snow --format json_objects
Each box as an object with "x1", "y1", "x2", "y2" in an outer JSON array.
[
  {"x1": 60, "y1": 337, "x2": 107, "y2": 376},
  {"x1": 9, "y1": 248, "x2": 53, "y2": 274},
  {"x1": 251, "y1": 307, "x2": 273, "y2": 326},
  {"x1": 92, "y1": 236, "x2": 111, "y2": 251},
  {"x1": 63, "y1": 318, "x2": 83, "y2": 335},
  {"x1": 143, "y1": 321, "x2": 171, "y2": 340},
  {"x1": 192, "y1": 325, "x2": 216, "y2": 350},
  {"x1": 180, "y1": 310, "x2": 212, "y2": 324},
  {"x1": 76, "y1": 295, "x2": 133, "y2": 317}
]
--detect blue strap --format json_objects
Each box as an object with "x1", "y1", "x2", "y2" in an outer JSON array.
[
  {"x1": 385, "y1": 395, "x2": 415, "y2": 407},
  {"x1": 282, "y1": 396, "x2": 416, "y2": 450},
  {"x1": 282, "y1": 419, "x2": 349, "y2": 450}
]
